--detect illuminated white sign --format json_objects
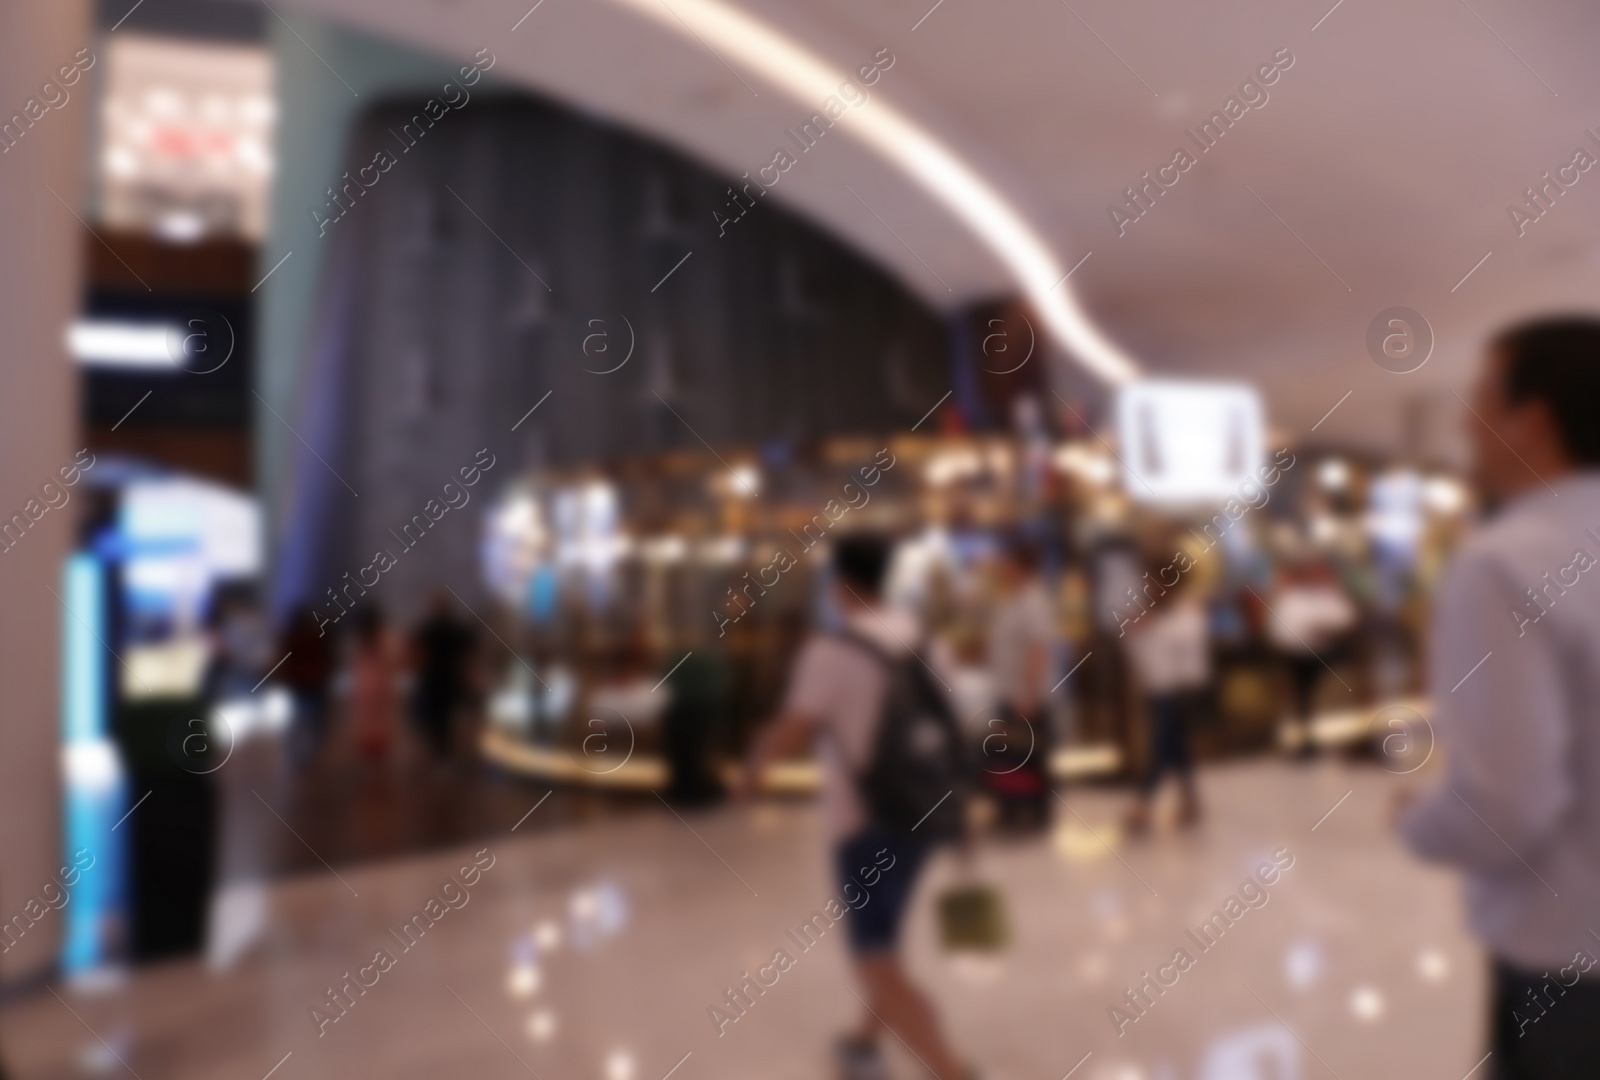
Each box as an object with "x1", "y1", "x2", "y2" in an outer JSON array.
[
  {"x1": 100, "y1": 35, "x2": 275, "y2": 241},
  {"x1": 1114, "y1": 379, "x2": 1264, "y2": 502},
  {"x1": 67, "y1": 319, "x2": 182, "y2": 369}
]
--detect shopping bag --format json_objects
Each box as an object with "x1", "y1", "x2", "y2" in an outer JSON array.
[{"x1": 936, "y1": 881, "x2": 1009, "y2": 952}]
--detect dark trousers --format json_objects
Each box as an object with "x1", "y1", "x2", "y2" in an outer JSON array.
[
  {"x1": 1141, "y1": 691, "x2": 1197, "y2": 795},
  {"x1": 1493, "y1": 956, "x2": 1600, "y2": 1079},
  {"x1": 412, "y1": 685, "x2": 458, "y2": 758},
  {"x1": 289, "y1": 687, "x2": 328, "y2": 767},
  {"x1": 1287, "y1": 654, "x2": 1323, "y2": 721}
]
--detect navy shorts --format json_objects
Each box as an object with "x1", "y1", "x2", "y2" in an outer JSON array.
[{"x1": 835, "y1": 827, "x2": 931, "y2": 955}]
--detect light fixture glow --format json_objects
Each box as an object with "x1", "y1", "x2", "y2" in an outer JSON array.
[
  {"x1": 62, "y1": 740, "x2": 119, "y2": 791},
  {"x1": 525, "y1": 1009, "x2": 557, "y2": 1042},
  {"x1": 67, "y1": 319, "x2": 182, "y2": 369},
  {"x1": 533, "y1": 919, "x2": 563, "y2": 950},
  {"x1": 508, "y1": 963, "x2": 542, "y2": 998},
  {"x1": 605, "y1": 0, "x2": 1140, "y2": 384},
  {"x1": 1349, "y1": 985, "x2": 1385, "y2": 1022},
  {"x1": 1317, "y1": 458, "x2": 1349, "y2": 490},
  {"x1": 1422, "y1": 476, "x2": 1467, "y2": 515},
  {"x1": 605, "y1": 1049, "x2": 636, "y2": 1080},
  {"x1": 1416, "y1": 948, "x2": 1449, "y2": 983}
]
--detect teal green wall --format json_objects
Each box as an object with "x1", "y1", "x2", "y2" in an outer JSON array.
[{"x1": 257, "y1": 12, "x2": 482, "y2": 562}]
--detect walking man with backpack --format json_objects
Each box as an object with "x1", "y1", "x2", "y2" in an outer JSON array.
[{"x1": 742, "y1": 532, "x2": 977, "y2": 1080}]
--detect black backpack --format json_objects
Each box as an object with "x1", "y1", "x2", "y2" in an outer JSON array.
[{"x1": 841, "y1": 630, "x2": 969, "y2": 842}]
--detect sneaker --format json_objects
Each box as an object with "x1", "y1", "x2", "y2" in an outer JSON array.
[{"x1": 835, "y1": 1036, "x2": 888, "y2": 1080}]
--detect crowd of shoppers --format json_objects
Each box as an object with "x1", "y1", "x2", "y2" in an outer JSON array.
[
  {"x1": 202, "y1": 319, "x2": 1600, "y2": 1080},
  {"x1": 262, "y1": 591, "x2": 478, "y2": 770},
  {"x1": 733, "y1": 318, "x2": 1600, "y2": 1080}
]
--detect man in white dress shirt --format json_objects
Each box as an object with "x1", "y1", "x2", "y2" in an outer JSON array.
[{"x1": 1399, "y1": 317, "x2": 1600, "y2": 1079}]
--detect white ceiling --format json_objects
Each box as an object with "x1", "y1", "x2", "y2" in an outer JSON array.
[{"x1": 279, "y1": 0, "x2": 1600, "y2": 457}]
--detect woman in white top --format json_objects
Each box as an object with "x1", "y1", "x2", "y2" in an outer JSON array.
[
  {"x1": 984, "y1": 535, "x2": 1058, "y2": 831},
  {"x1": 1122, "y1": 557, "x2": 1210, "y2": 834}
]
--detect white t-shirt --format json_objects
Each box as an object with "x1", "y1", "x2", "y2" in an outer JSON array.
[
  {"x1": 1267, "y1": 585, "x2": 1356, "y2": 653},
  {"x1": 781, "y1": 607, "x2": 956, "y2": 840},
  {"x1": 1124, "y1": 599, "x2": 1210, "y2": 695},
  {"x1": 988, "y1": 582, "x2": 1056, "y2": 707}
]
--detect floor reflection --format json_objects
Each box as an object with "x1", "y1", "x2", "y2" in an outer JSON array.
[{"x1": 4, "y1": 759, "x2": 1480, "y2": 1080}]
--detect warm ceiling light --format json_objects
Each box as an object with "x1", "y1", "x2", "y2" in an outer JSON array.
[
  {"x1": 67, "y1": 319, "x2": 182, "y2": 369},
  {"x1": 605, "y1": 0, "x2": 1140, "y2": 385}
]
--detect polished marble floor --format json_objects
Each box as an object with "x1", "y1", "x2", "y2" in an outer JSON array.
[{"x1": 2, "y1": 758, "x2": 1482, "y2": 1080}]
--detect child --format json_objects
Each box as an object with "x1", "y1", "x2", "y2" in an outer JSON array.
[{"x1": 349, "y1": 606, "x2": 400, "y2": 764}]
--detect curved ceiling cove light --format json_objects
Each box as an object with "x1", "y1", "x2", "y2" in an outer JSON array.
[{"x1": 606, "y1": 0, "x2": 1141, "y2": 385}]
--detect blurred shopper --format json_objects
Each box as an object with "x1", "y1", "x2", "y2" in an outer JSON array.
[
  {"x1": 661, "y1": 650, "x2": 731, "y2": 807},
  {"x1": 202, "y1": 586, "x2": 271, "y2": 701},
  {"x1": 984, "y1": 534, "x2": 1056, "y2": 832},
  {"x1": 742, "y1": 533, "x2": 976, "y2": 1080},
  {"x1": 1267, "y1": 555, "x2": 1355, "y2": 752},
  {"x1": 350, "y1": 606, "x2": 400, "y2": 764},
  {"x1": 410, "y1": 589, "x2": 476, "y2": 760},
  {"x1": 1398, "y1": 317, "x2": 1600, "y2": 1080},
  {"x1": 276, "y1": 606, "x2": 335, "y2": 768},
  {"x1": 1122, "y1": 558, "x2": 1209, "y2": 834}
]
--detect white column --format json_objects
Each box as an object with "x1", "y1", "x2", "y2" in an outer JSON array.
[{"x1": 0, "y1": 0, "x2": 93, "y2": 984}]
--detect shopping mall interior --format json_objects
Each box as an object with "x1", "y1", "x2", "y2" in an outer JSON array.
[{"x1": 4, "y1": 0, "x2": 1600, "y2": 1078}]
